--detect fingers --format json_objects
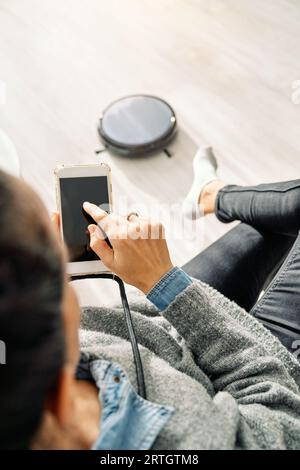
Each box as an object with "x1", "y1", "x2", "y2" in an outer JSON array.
[
  {"x1": 83, "y1": 201, "x2": 108, "y2": 223},
  {"x1": 127, "y1": 219, "x2": 165, "y2": 240},
  {"x1": 51, "y1": 211, "x2": 60, "y2": 233},
  {"x1": 127, "y1": 212, "x2": 139, "y2": 222},
  {"x1": 83, "y1": 201, "x2": 121, "y2": 235},
  {"x1": 88, "y1": 225, "x2": 114, "y2": 267},
  {"x1": 83, "y1": 202, "x2": 165, "y2": 241}
]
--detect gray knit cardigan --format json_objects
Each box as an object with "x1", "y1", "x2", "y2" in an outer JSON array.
[{"x1": 80, "y1": 280, "x2": 300, "y2": 449}]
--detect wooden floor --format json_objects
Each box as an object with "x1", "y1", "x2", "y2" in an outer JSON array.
[{"x1": 1, "y1": 0, "x2": 300, "y2": 306}]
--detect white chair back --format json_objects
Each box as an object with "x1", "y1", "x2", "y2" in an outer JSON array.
[{"x1": 0, "y1": 129, "x2": 20, "y2": 177}]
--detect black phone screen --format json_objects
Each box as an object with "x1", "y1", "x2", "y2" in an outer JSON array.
[{"x1": 60, "y1": 176, "x2": 109, "y2": 262}]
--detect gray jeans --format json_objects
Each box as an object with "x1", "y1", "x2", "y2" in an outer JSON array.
[{"x1": 183, "y1": 180, "x2": 300, "y2": 357}]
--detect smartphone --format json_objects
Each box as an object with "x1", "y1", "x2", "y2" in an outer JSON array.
[{"x1": 55, "y1": 163, "x2": 113, "y2": 277}]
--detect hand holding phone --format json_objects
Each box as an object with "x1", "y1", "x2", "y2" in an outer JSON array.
[
  {"x1": 55, "y1": 163, "x2": 112, "y2": 277},
  {"x1": 83, "y1": 202, "x2": 174, "y2": 294}
]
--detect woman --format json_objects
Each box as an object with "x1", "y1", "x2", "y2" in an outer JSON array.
[
  {"x1": 0, "y1": 149, "x2": 300, "y2": 450},
  {"x1": 181, "y1": 146, "x2": 300, "y2": 355}
]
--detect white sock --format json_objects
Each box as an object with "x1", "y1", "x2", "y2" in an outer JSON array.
[{"x1": 183, "y1": 146, "x2": 218, "y2": 219}]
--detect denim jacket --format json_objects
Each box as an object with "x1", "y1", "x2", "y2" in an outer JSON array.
[
  {"x1": 76, "y1": 354, "x2": 174, "y2": 450},
  {"x1": 76, "y1": 267, "x2": 191, "y2": 450}
]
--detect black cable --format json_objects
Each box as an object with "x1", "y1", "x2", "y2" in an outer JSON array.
[{"x1": 70, "y1": 273, "x2": 147, "y2": 399}]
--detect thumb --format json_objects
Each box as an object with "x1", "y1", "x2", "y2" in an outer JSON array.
[{"x1": 88, "y1": 225, "x2": 114, "y2": 266}]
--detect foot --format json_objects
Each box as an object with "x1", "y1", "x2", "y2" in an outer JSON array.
[
  {"x1": 199, "y1": 179, "x2": 226, "y2": 215},
  {"x1": 183, "y1": 146, "x2": 223, "y2": 219}
]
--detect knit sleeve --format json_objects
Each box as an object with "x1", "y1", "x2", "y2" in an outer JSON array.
[{"x1": 161, "y1": 280, "x2": 300, "y2": 449}]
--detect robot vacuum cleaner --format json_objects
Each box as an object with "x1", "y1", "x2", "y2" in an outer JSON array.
[{"x1": 98, "y1": 94, "x2": 177, "y2": 157}]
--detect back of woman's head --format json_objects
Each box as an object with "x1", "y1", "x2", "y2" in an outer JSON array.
[{"x1": 0, "y1": 170, "x2": 65, "y2": 449}]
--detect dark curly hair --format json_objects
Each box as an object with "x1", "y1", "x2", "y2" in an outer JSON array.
[{"x1": 0, "y1": 170, "x2": 65, "y2": 449}]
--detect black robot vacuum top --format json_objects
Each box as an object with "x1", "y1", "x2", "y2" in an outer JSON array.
[{"x1": 98, "y1": 94, "x2": 177, "y2": 156}]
